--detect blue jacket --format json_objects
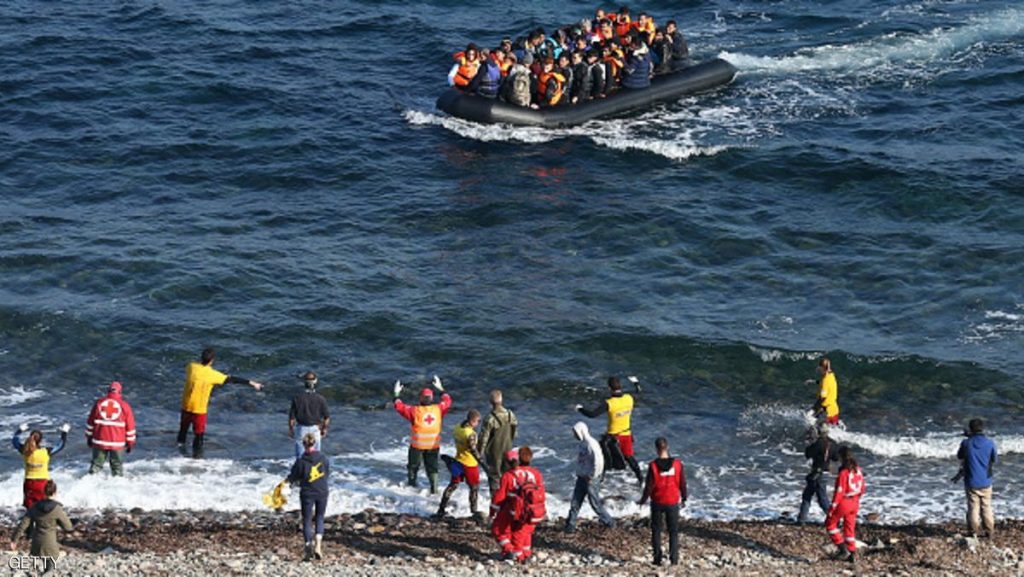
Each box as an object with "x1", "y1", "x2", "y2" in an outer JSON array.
[
  {"x1": 957, "y1": 434, "x2": 997, "y2": 489},
  {"x1": 621, "y1": 49, "x2": 652, "y2": 89},
  {"x1": 289, "y1": 450, "x2": 330, "y2": 499}
]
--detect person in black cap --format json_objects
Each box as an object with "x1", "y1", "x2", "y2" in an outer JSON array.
[{"x1": 289, "y1": 371, "x2": 330, "y2": 459}]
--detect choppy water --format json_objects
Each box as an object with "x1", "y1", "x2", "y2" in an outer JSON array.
[{"x1": 1, "y1": 0, "x2": 1021, "y2": 523}]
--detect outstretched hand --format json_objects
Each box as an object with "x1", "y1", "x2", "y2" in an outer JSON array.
[
  {"x1": 393, "y1": 380, "x2": 403, "y2": 398},
  {"x1": 432, "y1": 375, "x2": 444, "y2": 392},
  {"x1": 18, "y1": 423, "x2": 29, "y2": 432},
  {"x1": 627, "y1": 376, "x2": 642, "y2": 393},
  {"x1": 251, "y1": 381, "x2": 264, "y2": 392},
  {"x1": 58, "y1": 423, "x2": 71, "y2": 434}
]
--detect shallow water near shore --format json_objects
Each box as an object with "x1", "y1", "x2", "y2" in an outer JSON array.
[{"x1": 1, "y1": 0, "x2": 1022, "y2": 522}]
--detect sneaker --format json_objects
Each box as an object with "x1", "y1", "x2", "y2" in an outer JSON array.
[
  {"x1": 303, "y1": 542, "x2": 314, "y2": 562},
  {"x1": 563, "y1": 526, "x2": 576, "y2": 534}
]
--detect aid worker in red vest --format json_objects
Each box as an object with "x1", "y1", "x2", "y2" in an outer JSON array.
[
  {"x1": 825, "y1": 446, "x2": 865, "y2": 564},
  {"x1": 638, "y1": 437, "x2": 688, "y2": 566},
  {"x1": 393, "y1": 375, "x2": 452, "y2": 494},
  {"x1": 86, "y1": 381, "x2": 137, "y2": 476},
  {"x1": 490, "y1": 446, "x2": 545, "y2": 563}
]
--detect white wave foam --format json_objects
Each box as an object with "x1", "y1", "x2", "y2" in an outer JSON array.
[
  {"x1": 962, "y1": 304, "x2": 1024, "y2": 343},
  {"x1": 719, "y1": 7, "x2": 1024, "y2": 75},
  {"x1": 0, "y1": 413, "x2": 53, "y2": 429},
  {"x1": 406, "y1": 100, "x2": 747, "y2": 161},
  {"x1": 0, "y1": 386, "x2": 45, "y2": 408},
  {"x1": 832, "y1": 429, "x2": 1024, "y2": 459},
  {"x1": 748, "y1": 345, "x2": 821, "y2": 364}
]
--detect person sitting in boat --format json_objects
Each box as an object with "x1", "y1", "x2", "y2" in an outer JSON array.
[
  {"x1": 501, "y1": 53, "x2": 534, "y2": 108},
  {"x1": 633, "y1": 12, "x2": 656, "y2": 46},
  {"x1": 531, "y1": 57, "x2": 566, "y2": 109},
  {"x1": 621, "y1": 34, "x2": 652, "y2": 89},
  {"x1": 585, "y1": 49, "x2": 607, "y2": 99},
  {"x1": 595, "y1": 18, "x2": 616, "y2": 43},
  {"x1": 573, "y1": 35, "x2": 591, "y2": 57},
  {"x1": 579, "y1": 18, "x2": 597, "y2": 43},
  {"x1": 557, "y1": 52, "x2": 574, "y2": 100},
  {"x1": 494, "y1": 44, "x2": 514, "y2": 78},
  {"x1": 448, "y1": 43, "x2": 480, "y2": 89},
  {"x1": 614, "y1": 7, "x2": 633, "y2": 39},
  {"x1": 467, "y1": 48, "x2": 502, "y2": 98},
  {"x1": 569, "y1": 50, "x2": 592, "y2": 104},
  {"x1": 600, "y1": 43, "x2": 624, "y2": 93},
  {"x1": 665, "y1": 20, "x2": 689, "y2": 60},
  {"x1": 650, "y1": 28, "x2": 673, "y2": 74}
]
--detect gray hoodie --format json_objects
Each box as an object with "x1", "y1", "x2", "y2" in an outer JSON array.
[{"x1": 573, "y1": 421, "x2": 604, "y2": 479}]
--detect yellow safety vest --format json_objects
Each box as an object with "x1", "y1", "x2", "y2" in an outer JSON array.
[
  {"x1": 454, "y1": 423, "x2": 478, "y2": 467},
  {"x1": 24, "y1": 448, "x2": 49, "y2": 480},
  {"x1": 819, "y1": 372, "x2": 839, "y2": 418},
  {"x1": 410, "y1": 405, "x2": 442, "y2": 450},
  {"x1": 606, "y1": 394, "x2": 634, "y2": 436}
]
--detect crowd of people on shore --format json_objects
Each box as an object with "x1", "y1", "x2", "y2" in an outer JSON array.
[
  {"x1": 7, "y1": 350, "x2": 1002, "y2": 569},
  {"x1": 447, "y1": 6, "x2": 691, "y2": 108}
]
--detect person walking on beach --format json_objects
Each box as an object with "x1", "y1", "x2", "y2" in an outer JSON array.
[
  {"x1": 392, "y1": 376, "x2": 452, "y2": 493},
  {"x1": 825, "y1": 447, "x2": 865, "y2": 563},
  {"x1": 491, "y1": 446, "x2": 546, "y2": 563},
  {"x1": 288, "y1": 433, "x2": 330, "y2": 561},
  {"x1": 577, "y1": 376, "x2": 644, "y2": 486},
  {"x1": 289, "y1": 371, "x2": 330, "y2": 459},
  {"x1": 797, "y1": 423, "x2": 839, "y2": 524},
  {"x1": 638, "y1": 437, "x2": 688, "y2": 566},
  {"x1": 177, "y1": 347, "x2": 263, "y2": 458},
  {"x1": 437, "y1": 409, "x2": 483, "y2": 519},
  {"x1": 9, "y1": 480, "x2": 73, "y2": 572},
  {"x1": 12, "y1": 423, "x2": 69, "y2": 509},
  {"x1": 86, "y1": 381, "x2": 136, "y2": 476},
  {"x1": 564, "y1": 421, "x2": 615, "y2": 532},
  {"x1": 957, "y1": 418, "x2": 998, "y2": 538},
  {"x1": 807, "y1": 358, "x2": 840, "y2": 425},
  {"x1": 477, "y1": 389, "x2": 518, "y2": 495}
]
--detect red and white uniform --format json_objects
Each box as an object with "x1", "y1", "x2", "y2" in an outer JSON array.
[
  {"x1": 490, "y1": 465, "x2": 544, "y2": 561},
  {"x1": 86, "y1": 390, "x2": 136, "y2": 451},
  {"x1": 644, "y1": 458, "x2": 687, "y2": 505},
  {"x1": 826, "y1": 465, "x2": 865, "y2": 552}
]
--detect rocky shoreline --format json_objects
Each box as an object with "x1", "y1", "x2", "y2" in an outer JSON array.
[{"x1": 4, "y1": 509, "x2": 1022, "y2": 576}]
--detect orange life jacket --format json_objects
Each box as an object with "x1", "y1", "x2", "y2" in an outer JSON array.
[
  {"x1": 452, "y1": 51, "x2": 480, "y2": 87},
  {"x1": 537, "y1": 71, "x2": 565, "y2": 105},
  {"x1": 603, "y1": 55, "x2": 622, "y2": 80},
  {"x1": 494, "y1": 53, "x2": 513, "y2": 77},
  {"x1": 410, "y1": 404, "x2": 443, "y2": 450},
  {"x1": 615, "y1": 16, "x2": 632, "y2": 39}
]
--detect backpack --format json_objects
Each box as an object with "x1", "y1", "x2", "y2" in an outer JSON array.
[
  {"x1": 514, "y1": 475, "x2": 546, "y2": 524},
  {"x1": 509, "y1": 72, "x2": 531, "y2": 107}
]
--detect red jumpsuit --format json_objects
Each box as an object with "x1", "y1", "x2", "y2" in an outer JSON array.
[
  {"x1": 490, "y1": 465, "x2": 544, "y2": 561},
  {"x1": 826, "y1": 465, "x2": 865, "y2": 552}
]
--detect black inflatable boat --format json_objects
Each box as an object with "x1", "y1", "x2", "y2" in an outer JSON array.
[{"x1": 436, "y1": 58, "x2": 737, "y2": 128}]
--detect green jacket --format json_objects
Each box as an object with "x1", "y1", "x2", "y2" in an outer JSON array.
[
  {"x1": 12, "y1": 499, "x2": 73, "y2": 557},
  {"x1": 477, "y1": 406, "x2": 517, "y2": 470}
]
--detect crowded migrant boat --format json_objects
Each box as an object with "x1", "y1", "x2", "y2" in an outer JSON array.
[{"x1": 446, "y1": 6, "x2": 691, "y2": 109}]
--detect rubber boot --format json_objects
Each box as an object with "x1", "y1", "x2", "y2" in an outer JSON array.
[
  {"x1": 435, "y1": 484, "x2": 456, "y2": 518},
  {"x1": 428, "y1": 473, "x2": 439, "y2": 495},
  {"x1": 469, "y1": 486, "x2": 480, "y2": 520},
  {"x1": 314, "y1": 535, "x2": 324, "y2": 560},
  {"x1": 830, "y1": 544, "x2": 851, "y2": 561},
  {"x1": 797, "y1": 499, "x2": 810, "y2": 524},
  {"x1": 627, "y1": 456, "x2": 644, "y2": 488},
  {"x1": 192, "y1": 433, "x2": 205, "y2": 459},
  {"x1": 303, "y1": 541, "x2": 313, "y2": 561}
]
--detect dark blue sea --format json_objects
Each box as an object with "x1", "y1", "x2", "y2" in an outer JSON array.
[{"x1": 1, "y1": 0, "x2": 1021, "y2": 521}]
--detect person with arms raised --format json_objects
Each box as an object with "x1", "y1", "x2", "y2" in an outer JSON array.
[
  {"x1": 12, "y1": 422, "x2": 68, "y2": 510},
  {"x1": 577, "y1": 375, "x2": 644, "y2": 485},
  {"x1": 178, "y1": 347, "x2": 263, "y2": 458},
  {"x1": 393, "y1": 376, "x2": 452, "y2": 494}
]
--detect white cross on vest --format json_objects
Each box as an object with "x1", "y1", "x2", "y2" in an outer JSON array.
[{"x1": 99, "y1": 399, "x2": 122, "y2": 421}]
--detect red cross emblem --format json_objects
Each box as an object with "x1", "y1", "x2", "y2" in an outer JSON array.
[
  {"x1": 99, "y1": 399, "x2": 122, "y2": 421},
  {"x1": 423, "y1": 413, "x2": 436, "y2": 425}
]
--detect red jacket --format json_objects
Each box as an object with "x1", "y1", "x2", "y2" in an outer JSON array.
[
  {"x1": 644, "y1": 458, "x2": 687, "y2": 506},
  {"x1": 831, "y1": 466, "x2": 865, "y2": 509},
  {"x1": 490, "y1": 465, "x2": 544, "y2": 515},
  {"x1": 86, "y1": 392, "x2": 136, "y2": 450}
]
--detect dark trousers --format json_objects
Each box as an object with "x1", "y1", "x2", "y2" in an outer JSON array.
[
  {"x1": 798, "y1": 473, "x2": 830, "y2": 522},
  {"x1": 300, "y1": 492, "x2": 327, "y2": 542},
  {"x1": 650, "y1": 503, "x2": 680, "y2": 565}
]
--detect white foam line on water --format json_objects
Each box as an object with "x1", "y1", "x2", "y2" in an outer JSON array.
[
  {"x1": 832, "y1": 429, "x2": 1024, "y2": 459},
  {"x1": 720, "y1": 7, "x2": 1024, "y2": 74},
  {"x1": 0, "y1": 386, "x2": 45, "y2": 408}
]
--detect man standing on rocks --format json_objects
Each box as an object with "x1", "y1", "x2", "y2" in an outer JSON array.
[
  {"x1": 564, "y1": 421, "x2": 615, "y2": 532},
  {"x1": 437, "y1": 409, "x2": 483, "y2": 519},
  {"x1": 638, "y1": 437, "x2": 687, "y2": 566},
  {"x1": 797, "y1": 423, "x2": 838, "y2": 524},
  {"x1": 477, "y1": 389, "x2": 517, "y2": 495},
  {"x1": 393, "y1": 376, "x2": 452, "y2": 493},
  {"x1": 577, "y1": 376, "x2": 644, "y2": 486},
  {"x1": 177, "y1": 347, "x2": 263, "y2": 458},
  {"x1": 86, "y1": 381, "x2": 136, "y2": 476},
  {"x1": 288, "y1": 371, "x2": 330, "y2": 459},
  {"x1": 957, "y1": 418, "x2": 998, "y2": 538}
]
